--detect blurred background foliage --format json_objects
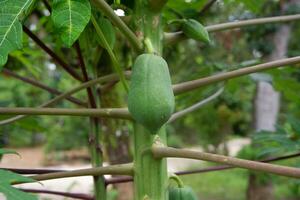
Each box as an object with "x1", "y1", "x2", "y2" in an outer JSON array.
[{"x1": 1, "y1": 0, "x2": 300, "y2": 199}]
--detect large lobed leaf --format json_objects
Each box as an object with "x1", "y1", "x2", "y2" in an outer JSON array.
[
  {"x1": 51, "y1": 0, "x2": 91, "y2": 47},
  {"x1": 0, "y1": 170, "x2": 37, "y2": 200},
  {"x1": 0, "y1": 0, "x2": 34, "y2": 68}
]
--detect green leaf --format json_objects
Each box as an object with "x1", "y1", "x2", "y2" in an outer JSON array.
[
  {"x1": 0, "y1": 184, "x2": 37, "y2": 200},
  {"x1": 0, "y1": 149, "x2": 19, "y2": 157},
  {"x1": 51, "y1": 0, "x2": 91, "y2": 47},
  {"x1": 182, "y1": 19, "x2": 210, "y2": 44},
  {"x1": 0, "y1": 169, "x2": 37, "y2": 200},
  {"x1": 0, "y1": 0, "x2": 34, "y2": 68},
  {"x1": 91, "y1": 14, "x2": 128, "y2": 91},
  {"x1": 96, "y1": 17, "x2": 116, "y2": 50}
]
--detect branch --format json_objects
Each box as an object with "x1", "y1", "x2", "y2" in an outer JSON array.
[
  {"x1": 165, "y1": 14, "x2": 300, "y2": 44},
  {"x1": 175, "y1": 151, "x2": 300, "y2": 176},
  {"x1": 21, "y1": 189, "x2": 93, "y2": 200},
  {"x1": 168, "y1": 87, "x2": 224, "y2": 123},
  {"x1": 0, "y1": 107, "x2": 131, "y2": 119},
  {"x1": 2, "y1": 69, "x2": 87, "y2": 107},
  {"x1": 198, "y1": 0, "x2": 217, "y2": 15},
  {"x1": 4, "y1": 151, "x2": 300, "y2": 187},
  {"x1": 91, "y1": 0, "x2": 143, "y2": 52},
  {"x1": 206, "y1": 14, "x2": 300, "y2": 32},
  {"x1": 23, "y1": 26, "x2": 84, "y2": 81},
  {"x1": 1, "y1": 55, "x2": 300, "y2": 124},
  {"x1": 173, "y1": 56, "x2": 300, "y2": 95},
  {"x1": 152, "y1": 146, "x2": 300, "y2": 179},
  {"x1": 74, "y1": 42, "x2": 97, "y2": 108},
  {"x1": 101, "y1": 151, "x2": 300, "y2": 185},
  {"x1": 0, "y1": 168, "x2": 64, "y2": 174},
  {"x1": 0, "y1": 72, "x2": 130, "y2": 125},
  {"x1": 12, "y1": 164, "x2": 133, "y2": 184}
]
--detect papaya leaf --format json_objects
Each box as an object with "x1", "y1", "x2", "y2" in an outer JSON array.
[
  {"x1": 0, "y1": 0, "x2": 34, "y2": 68},
  {"x1": 51, "y1": 0, "x2": 91, "y2": 47},
  {"x1": 0, "y1": 149, "x2": 19, "y2": 157},
  {"x1": 0, "y1": 169, "x2": 37, "y2": 200},
  {"x1": 95, "y1": 17, "x2": 116, "y2": 50},
  {"x1": 91, "y1": 14, "x2": 128, "y2": 91}
]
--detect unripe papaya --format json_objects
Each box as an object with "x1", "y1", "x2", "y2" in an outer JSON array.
[
  {"x1": 128, "y1": 54, "x2": 175, "y2": 134},
  {"x1": 182, "y1": 19, "x2": 210, "y2": 44},
  {"x1": 169, "y1": 186, "x2": 198, "y2": 200}
]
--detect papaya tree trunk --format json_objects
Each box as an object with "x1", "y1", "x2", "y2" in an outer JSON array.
[{"x1": 132, "y1": 1, "x2": 168, "y2": 200}]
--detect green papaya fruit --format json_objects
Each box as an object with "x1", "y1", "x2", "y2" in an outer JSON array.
[
  {"x1": 169, "y1": 186, "x2": 198, "y2": 200},
  {"x1": 182, "y1": 19, "x2": 210, "y2": 44},
  {"x1": 128, "y1": 54, "x2": 175, "y2": 134}
]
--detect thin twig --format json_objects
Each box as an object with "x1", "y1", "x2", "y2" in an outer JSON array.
[
  {"x1": 206, "y1": 14, "x2": 300, "y2": 32},
  {"x1": 173, "y1": 56, "x2": 300, "y2": 95},
  {"x1": 2, "y1": 69, "x2": 87, "y2": 107},
  {"x1": 91, "y1": 0, "x2": 143, "y2": 52},
  {"x1": 21, "y1": 189, "x2": 93, "y2": 200},
  {"x1": 152, "y1": 146, "x2": 300, "y2": 179},
  {"x1": 12, "y1": 164, "x2": 133, "y2": 184},
  {"x1": 169, "y1": 87, "x2": 224, "y2": 122},
  {"x1": 165, "y1": 14, "x2": 300, "y2": 44},
  {"x1": 23, "y1": 26, "x2": 84, "y2": 81},
  {"x1": 0, "y1": 168, "x2": 64, "y2": 174},
  {"x1": 199, "y1": 0, "x2": 217, "y2": 15},
  {"x1": 0, "y1": 107, "x2": 131, "y2": 119},
  {"x1": 74, "y1": 42, "x2": 97, "y2": 108}
]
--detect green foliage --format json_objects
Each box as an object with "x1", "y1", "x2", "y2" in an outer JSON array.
[
  {"x1": 0, "y1": 169, "x2": 37, "y2": 200},
  {"x1": 51, "y1": 0, "x2": 91, "y2": 47},
  {"x1": 252, "y1": 116, "x2": 300, "y2": 158},
  {"x1": 96, "y1": 17, "x2": 116, "y2": 50},
  {"x1": 128, "y1": 54, "x2": 175, "y2": 133},
  {"x1": 0, "y1": 0, "x2": 34, "y2": 68}
]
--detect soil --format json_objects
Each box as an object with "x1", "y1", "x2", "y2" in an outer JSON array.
[{"x1": 0, "y1": 138, "x2": 250, "y2": 200}]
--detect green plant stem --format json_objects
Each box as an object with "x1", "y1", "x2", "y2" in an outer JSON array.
[
  {"x1": 74, "y1": 42, "x2": 106, "y2": 200},
  {"x1": 206, "y1": 14, "x2": 300, "y2": 32},
  {"x1": 165, "y1": 14, "x2": 300, "y2": 44},
  {"x1": 13, "y1": 163, "x2": 133, "y2": 184},
  {"x1": 2, "y1": 69, "x2": 87, "y2": 107},
  {"x1": 168, "y1": 86, "x2": 224, "y2": 122},
  {"x1": 169, "y1": 174, "x2": 184, "y2": 188},
  {"x1": 133, "y1": 125, "x2": 168, "y2": 200},
  {"x1": 91, "y1": 0, "x2": 143, "y2": 52},
  {"x1": 152, "y1": 146, "x2": 300, "y2": 179},
  {"x1": 173, "y1": 55, "x2": 300, "y2": 95},
  {"x1": 0, "y1": 107, "x2": 131, "y2": 119}
]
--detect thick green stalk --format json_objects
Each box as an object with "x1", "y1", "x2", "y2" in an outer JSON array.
[
  {"x1": 133, "y1": 1, "x2": 168, "y2": 199},
  {"x1": 89, "y1": 120, "x2": 106, "y2": 200},
  {"x1": 133, "y1": 125, "x2": 168, "y2": 200}
]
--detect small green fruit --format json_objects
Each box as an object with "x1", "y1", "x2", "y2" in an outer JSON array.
[
  {"x1": 169, "y1": 186, "x2": 198, "y2": 200},
  {"x1": 128, "y1": 54, "x2": 175, "y2": 134},
  {"x1": 182, "y1": 19, "x2": 210, "y2": 44}
]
